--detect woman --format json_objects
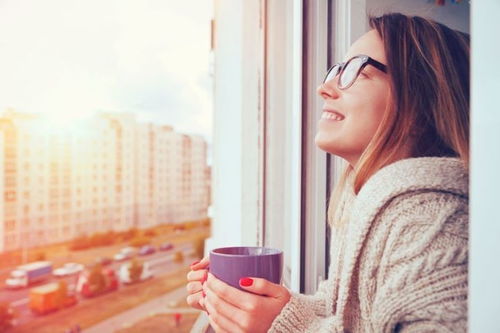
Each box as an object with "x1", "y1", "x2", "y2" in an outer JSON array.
[{"x1": 187, "y1": 13, "x2": 469, "y2": 333}]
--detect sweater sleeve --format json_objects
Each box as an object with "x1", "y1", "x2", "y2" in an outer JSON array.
[
  {"x1": 268, "y1": 188, "x2": 355, "y2": 333},
  {"x1": 369, "y1": 192, "x2": 468, "y2": 333},
  {"x1": 268, "y1": 280, "x2": 343, "y2": 333}
]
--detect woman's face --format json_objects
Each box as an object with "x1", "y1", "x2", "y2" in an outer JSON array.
[{"x1": 315, "y1": 30, "x2": 391, "y2": 167}]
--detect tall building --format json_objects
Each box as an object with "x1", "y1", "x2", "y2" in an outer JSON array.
[{"x1": 0, "y1": 110, "x2": 210, "y2": 252}]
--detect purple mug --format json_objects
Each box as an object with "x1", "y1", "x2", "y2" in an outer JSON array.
[{"x1": 209, "y1": 246, "x2": 283, "y2": 291}]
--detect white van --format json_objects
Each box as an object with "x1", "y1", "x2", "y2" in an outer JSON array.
[
  {"x1": 118, "y1": 261, "x2": 153, "y2": 284},
  {"x1": 113, "y1": 246, "x2": 137, "y2": 262}
]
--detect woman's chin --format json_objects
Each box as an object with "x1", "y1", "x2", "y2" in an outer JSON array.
[
  {"x1": 315, "y1": 133, "x2": 339, "y2": 155},
  {"x1": 314, "y1": 133, "x2": 356, "y2": 162}
]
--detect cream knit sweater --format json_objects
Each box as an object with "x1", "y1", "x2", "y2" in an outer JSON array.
[{"x1": 269, "y1": 157, "x2": 468, "y2": 333}]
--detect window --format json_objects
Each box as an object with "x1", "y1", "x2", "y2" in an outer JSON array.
[
  {"x1": 5, "y1": 220, "x2": 16, "y2": 232},
  {"x1": 5, "y1": 191, "x2": 16, "y2": 202},
  {"x1": 261, "y1": 0, "x2": 333, "y2": 293},
  {"x1": 2, "y1": 6, "x2": 213, "y2": 331},
  {"x1": 262, "y1": 0, "x2": 297, "y2": 289},
  {"x1": 5, "y1": 176, "x2": 15, "y2": 187},
  {"x1": 5, "y1": 204, "x2": 16, "y2": 216},
  {"x1": 210, "y1": 0, "x2": 346, "y2": 295}
]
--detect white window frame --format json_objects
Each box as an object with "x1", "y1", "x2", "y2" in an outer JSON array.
[
  {"x1": 259, "y1": 0, "x2": 303, "y2": 292},
  {"x1": 288, "y1": 0, "x2": 304, "y2": 293},
  {"x1": 300, "y1": 0, "x2": 330, "y2": 294}
]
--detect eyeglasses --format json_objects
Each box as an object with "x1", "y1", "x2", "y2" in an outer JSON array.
[{"x1": 323, "y1": 54, "x2": 388, "y2": 90}]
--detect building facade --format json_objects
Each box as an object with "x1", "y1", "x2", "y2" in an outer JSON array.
[{"x1": 0, "y1": 110, "x2": 210, "y2": 252}]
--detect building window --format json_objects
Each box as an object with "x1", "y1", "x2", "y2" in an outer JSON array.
[
  {"x1": 5, "y1": 191, "x2": 16, "y2": 202},
  {"x1": 5, "y1": 220, "x2": 16, "y2": 232}
]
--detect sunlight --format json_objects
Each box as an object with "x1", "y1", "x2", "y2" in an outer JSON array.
[
  {"x1": 37, "y1": 105, "x2": 98, "y2": 131},
  {"x1": 0, "y1": 1, "x2": 213, "y2": 331}
]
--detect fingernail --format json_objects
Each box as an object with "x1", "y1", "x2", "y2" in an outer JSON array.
[
  {"x1": 202, "y1": 290, "x2": 206, "y2": 297},
  {"x1": 201, "y1": 271, "x2": 208, "y2": 283},
  {"x1": 191, "y1": 260, "x2": 200, "y2": 267},
  {"x1": 239, "y1": 277, "x2": 253, "y2": 287}
]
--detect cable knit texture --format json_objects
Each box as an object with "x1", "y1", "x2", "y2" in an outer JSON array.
[{"x1": 269, "y1": 157, "x2": 468, "y2": 333}]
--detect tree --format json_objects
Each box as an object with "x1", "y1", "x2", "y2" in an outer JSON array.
[
  {"x1": 129, "y1": 236, "x2": 150, "y2": 248},
  {"x1": 70, "y1": 235, "x2": 90, "y2": 251},
  {"x1": 56, "y1": 280, "x2": 68, "y2": 308},
  {"x1": 202, "y1": 218, "x2": 211, "y2": 227},
  {"x1": 121, "y1": 228, "x2": 139, "y2": 241},
  {"x1": 0, "y1": 303, "x2": 14, "y2": 332},
  {"x1": 144, "y1": 229, "x2": 157, "y2": 237},
  {"x1": 35, "y1": 251, "x2": 46, "y2": 261},
  {"x1": 128, "y1": 259, "x2": 143, "y2": 283},
  {"x1": 193, "y1": 237, "x2": 205, "y2": 259},
  {"x1": 89, "y1": 231, "x2": 116, "y2": 247},
  {"x1": 174, "y1": 251, "x2": 184, "y2": 263},
  {"x1": 88, "y1": 264, "x2": 106, "y2": 294}
]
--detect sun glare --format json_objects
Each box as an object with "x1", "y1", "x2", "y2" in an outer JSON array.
[{"x1": 38, "y1": 107, "x2": 97, "y2": 130}]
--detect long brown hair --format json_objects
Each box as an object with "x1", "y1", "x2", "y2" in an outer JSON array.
[{"x1": 328, "y1": 13, "x2": 470, "y2": 227}]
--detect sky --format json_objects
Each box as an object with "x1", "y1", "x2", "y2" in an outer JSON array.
[{"x1": 0, "y1": 0, "x2": 213, "y2": 142}]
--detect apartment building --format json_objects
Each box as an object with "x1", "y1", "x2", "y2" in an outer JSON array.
[{"x1": 0, "y1": 110, "x2": 210, "y2": 252}]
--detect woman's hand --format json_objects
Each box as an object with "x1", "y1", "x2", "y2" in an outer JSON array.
[
  {"x1": 186, "y1": 257, "x2": 210, "y2": 311},
  {"x1": 200, "y1": 273, "x2": 291, "y2": 333}
]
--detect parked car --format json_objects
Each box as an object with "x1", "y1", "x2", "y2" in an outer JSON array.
[
  {"x1": 159, "y1": 242, "x2": 174, "y2": 251},
  {"x1": 29, "y1": 282, "x2": 77, "y2": 315},
  {"x1": 119, "y1": 261, "x2": 153, "y2": 284},
  {"x1": 95, "y1": 256, "x2": 112, "y2": 266},
  {"x1": 138, "y1": 245, "x2": 156, "y2": 256},
  {"x1": 5, "y1": 261, "x2": 53, "y2": 289},
  {"x1": 113, "y1": 247, "x2": 137, "y2": 262},
  {"x1": 113, "y1": 252, "x2": 128, "y2": 262},
  {"x1": 53, "y1": 263, "x2": 84, "y2": 277}
]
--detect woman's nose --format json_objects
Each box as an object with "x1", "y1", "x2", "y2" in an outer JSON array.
[{"x1": 317, "y1": 80, "x2": 340, "y2": 100}]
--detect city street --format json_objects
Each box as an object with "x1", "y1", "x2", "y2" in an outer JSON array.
[
  {"x1": 82, "y1": 285, "x2": 199, "y2": 333},
  {"x1": 0, "y1": 242, "x2": 194, "y2": 327}
]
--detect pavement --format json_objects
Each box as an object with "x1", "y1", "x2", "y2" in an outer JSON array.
[{"x1": 83, "y1": 285, "x2": 200, "y2": 333}]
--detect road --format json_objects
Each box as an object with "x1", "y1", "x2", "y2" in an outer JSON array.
[
  {"x1": 0, "y1": 242, "x2": 194, "y2": 327},
  {"x1": 82, "y1": 286, "x2": 199, "y2": 333}
]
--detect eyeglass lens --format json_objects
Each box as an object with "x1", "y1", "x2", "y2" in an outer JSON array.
[
  {"x1": 324, "y1": 57, "x2": 364, "y2": 89},
  {"x1": 339, "y1": 57, "x2": 363, "y2": 88}
]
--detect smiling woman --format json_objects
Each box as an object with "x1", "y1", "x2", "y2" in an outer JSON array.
[
  {"x1": 188, "y1": 11, "x2": 470, "y2": 333},
  {"x1": 316, "y1": 31, "x2": 395, "y2": 167}
]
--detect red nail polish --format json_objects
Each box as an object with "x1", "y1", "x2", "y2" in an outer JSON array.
[
  {"x1": 191, "y1": 260, "x2": 200, "y2": 267},
  {"x1": 202, "y1": 290, "x2": 206, "y2": 297},
  {"x1": 201, "y1": 271, "x2": 207, "y2": 283},
  {"x1": 239, "y1": 277, "x2": 253, "y2": 287}
]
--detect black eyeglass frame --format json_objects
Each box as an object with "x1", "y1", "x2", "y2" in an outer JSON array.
[{"x1": 323, "y1": 54, "x2": 388, "y2": 90}]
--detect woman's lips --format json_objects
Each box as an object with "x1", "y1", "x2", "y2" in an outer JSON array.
[{"x1": 321, "y1": 109, "x2": 345, "y2": 121}]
